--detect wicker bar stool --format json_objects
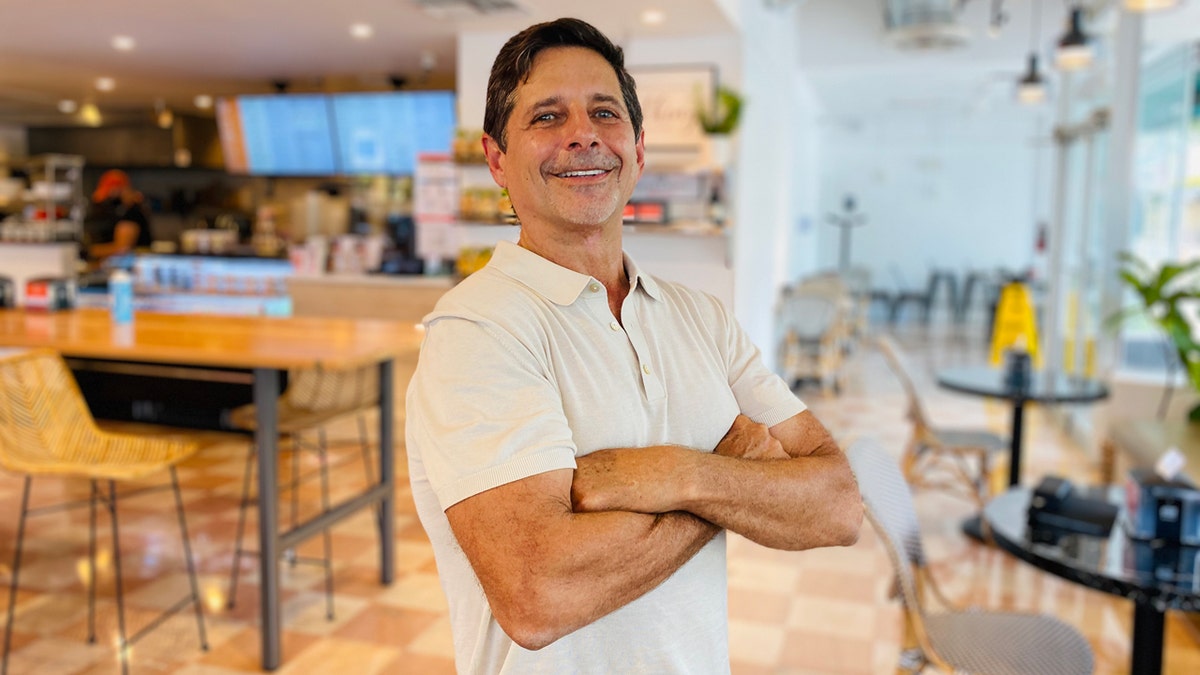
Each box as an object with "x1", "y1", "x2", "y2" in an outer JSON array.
[
  {"x1": 225, "y1": 364, "x2": 378, "y2": 621},
  {"x1": 0, "y1": 349, "x2": 208, "y2": 675}
]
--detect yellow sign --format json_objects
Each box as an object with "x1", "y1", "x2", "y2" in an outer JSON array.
[{"x1": 989, "y1": 281, "x2": 1040, "y2": 367}]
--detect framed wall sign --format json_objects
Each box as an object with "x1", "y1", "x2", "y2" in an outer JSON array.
[{"x1": 629, "y1": 65, "x2": 717, "y2": 153}]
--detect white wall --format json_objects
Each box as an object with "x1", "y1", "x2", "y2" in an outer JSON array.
[
  {"x1": 815, "y1": 116, "x2": 1046, "y2": 294},
  {"x1": 731, "y1": 0, "x2": 819, "y2": 365}
]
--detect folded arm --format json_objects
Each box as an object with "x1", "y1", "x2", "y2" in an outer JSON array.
[
  {"x1": 572, "y1": 411, "x2": 863, "y2": 551},
  {"x1": 445, "y1": 467, "x2": 718, "y2": 652}
]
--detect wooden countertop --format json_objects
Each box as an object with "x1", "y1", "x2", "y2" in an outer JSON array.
[{"x1": 0, "y1": 308, "x2": 423, "y2": 370}]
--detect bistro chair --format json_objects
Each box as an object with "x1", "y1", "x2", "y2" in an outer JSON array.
[
  {"x1": 777, "y1": 283, "x2": 847, "y2": 395},
  {"x1": 876, "y1": 334, "x2": 1005, "y2": 507},
  {"x1": 226, "y1": 363, "x2": 378, "y2": 621},
  {"x1": 847, "y1": 438, "x2": 1094, "y2": 675},
  {"x1": 0, "y1": 349, "x2": 208, "y2": 674}
]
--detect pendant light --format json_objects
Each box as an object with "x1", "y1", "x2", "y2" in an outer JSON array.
[
  {"x1": 1055, "y1": 7, "x2": 1093, "y2": 71},
  {"x1": 1018, "y1": 54, "x2": 1049, "y2": 104},
  {"x1": 1124, "y1": 0, "x2": 1181, "y2": 11},
  {"x1": 1017, "y1": 0, "x2": 1048, "y2": 105}
]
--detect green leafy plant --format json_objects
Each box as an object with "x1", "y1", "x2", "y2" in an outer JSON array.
[
  {"x1": 696, "y1": 86, "x2": 743, "y2": 135},
  {"x1": 1111, "y1": 252, "x2": 1200, "y2": 421}
]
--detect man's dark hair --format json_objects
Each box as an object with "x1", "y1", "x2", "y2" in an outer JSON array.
[{"x1": 483, "y1": 17, "x2": 642, "y2": 152}]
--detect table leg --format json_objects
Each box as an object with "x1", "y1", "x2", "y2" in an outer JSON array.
[
  {"x1": 378, "y1": 359, "x2": 395, "y2": 585},
  {"x1": 963, "y1": 400, "x2": 1027, "y2": 543},
  {"x1": 253, "y1": 368, "x2": 282, "y2": 671},
  {"x1": 1131, "y1": 603, "x2": 1164, "y2": 675},
  {"x1": 1008, "y1": 401, "x2": 1025, "y2": 487}
]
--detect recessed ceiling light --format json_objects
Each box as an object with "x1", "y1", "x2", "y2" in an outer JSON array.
[
  {"x1": 641, "y1": 9, "x2": 666, "y2": 25},
  {"x1": 194, "y1": 94, "x2": 213, "y2": 110},
  {"x1": 95, "y1": 77, "x2": 116, "y2": 92},
  {"x1": 350, "y1": 23, "x2": 374, "y2": 40},
  {"x1": 111, "y1": 35, "x2": 136, "y2": 51},
  {"x1": 57, "y1": 99, "x2": 78, "y2": 114}
]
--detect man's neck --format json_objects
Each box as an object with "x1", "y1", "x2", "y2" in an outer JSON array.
[
  {"x1": 517, "y1": 219, "x2": 631, "y2": 319},
  {"x1": 517, "y1": 221, "x2": 626, "y2": 291}
]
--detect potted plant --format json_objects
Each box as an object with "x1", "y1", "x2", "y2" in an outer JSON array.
[
  {"x1": 1111, "y1": 252, "x2": 1200, "y2": 421},
  {"x1": 696, "y1": 85, "x2": 743, "y2": 169}
]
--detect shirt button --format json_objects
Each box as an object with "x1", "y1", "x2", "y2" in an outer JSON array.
[
  {"x1": 642, "y1": 364, "x2": 651, "y2": 375},
  {"x1": 589, "y1": 283, "x2": 602, "y2": 293},
  {"x1": 609, "y1": 321, "x2": 620, "y2": 331}
]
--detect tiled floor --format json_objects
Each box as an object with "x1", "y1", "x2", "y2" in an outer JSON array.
[{"x1": 1, "y1": 320, "x2": 1198, "y2": 673}]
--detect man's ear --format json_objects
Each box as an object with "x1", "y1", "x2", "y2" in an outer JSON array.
[
  {"x1": 482, "y1": 134, "x2": 507, "y2": 188},
  {"x1": 635, "y1": 130, "x2": 646, "y2": 178}
]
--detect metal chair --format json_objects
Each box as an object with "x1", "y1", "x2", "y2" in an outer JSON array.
[
  {"x1": 226, "y1": 364, "x2": 378, "y2": 621},
  {"x1": 847, "y1": 438, "x2": 1094, "y2": 675},
  {"x1": 0, "y1": 349, "x2": 208, "y2": 675},
  {"x1": 876, "y1": 335, "x2": 1005, "y2": 506}
]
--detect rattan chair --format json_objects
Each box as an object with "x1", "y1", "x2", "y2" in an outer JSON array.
[
  {"x1": 876, "y1": 335, "x2": 1005, "y2": 506},
  {"x1": 226, "y1": 364, "x2": 378, "y2": 620},
  {"x1": 0, "y1": 349, "x2": 208, "y2": 675},
  {"x1": 847, "y1": 438, "x2": 1094, "y2": 674},
  {"x1": 778, "y1": 284, "x2": 846, "y2": 395}
]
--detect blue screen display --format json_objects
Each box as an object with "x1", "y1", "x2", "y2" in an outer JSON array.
[
  {"x1": 332, "y1": 91, "x2": 456, "y2": 175},
  {"x1": 237, "y1": 95, "x2": 338, "y2": 176}
]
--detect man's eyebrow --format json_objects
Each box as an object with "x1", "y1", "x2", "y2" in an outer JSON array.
[
  {"x1": 591, "y1": 94, "x2": 623, "y2": 108},
  {"x1": 525, "y1": 96, "x2": 562, "y2": 112}
]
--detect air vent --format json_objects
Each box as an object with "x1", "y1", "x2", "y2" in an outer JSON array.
[
  {"x1": 883, "y1": 0, "x2": 969, "y2": 50},
  {"x1": 416, "y1": 0, "x2": 526, "y2": 19}
]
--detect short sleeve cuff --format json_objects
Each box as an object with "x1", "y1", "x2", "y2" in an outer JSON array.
[{"x1": 433, "y1": 447, "x2": 578, "y2": 510}]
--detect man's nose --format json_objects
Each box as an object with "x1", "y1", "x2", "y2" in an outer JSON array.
[{"x1": 564, "y1": 115, "x2": 601, "y2": 149}]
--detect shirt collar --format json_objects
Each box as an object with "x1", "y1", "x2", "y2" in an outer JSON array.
[{"x1": 488, "y1": 240, "x2": 661, "y2": 305}]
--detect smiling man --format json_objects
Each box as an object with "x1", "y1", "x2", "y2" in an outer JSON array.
[{"x1": 405, "y1": 18, "x2": 862, "y2": 674}]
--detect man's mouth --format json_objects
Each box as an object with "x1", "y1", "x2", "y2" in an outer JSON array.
[{"x1": 554, "y1": 169, "x2": 610, "y2": 178}]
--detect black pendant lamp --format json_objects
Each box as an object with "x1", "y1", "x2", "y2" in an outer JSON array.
[
  {"x1": 1055, "y1": 7, "x2": 1093, "y2": 71},
  {"x1": 1017, "y1": 54, "x2": 1048, "y2": 105}
]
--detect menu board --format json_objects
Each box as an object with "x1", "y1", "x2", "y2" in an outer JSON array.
[
  {"x1": 216, "y1": 95, "x2": 338, "y2": 176},
  {"x1": 332, "y1": 92, "x2": 456, "y2": 175}
]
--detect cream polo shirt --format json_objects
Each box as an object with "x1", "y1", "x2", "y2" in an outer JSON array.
[{"x1": 406, "y1": 241, "x2": 805, "y2": 675}]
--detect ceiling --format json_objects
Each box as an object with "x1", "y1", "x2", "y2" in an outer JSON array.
[
  {"x1": 0, "y1": 0, "x2": 735, "y2": 126},
  {"x1": 0, "y1": 0, "x2": 1195, "y2": 131},
  {"x1": 796, "y1": 0, "x2": 1200, "y2": 131}
]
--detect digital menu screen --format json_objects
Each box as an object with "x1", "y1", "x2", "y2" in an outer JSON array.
[
  {"x1": 332, "y1": 91, "x2": 456, "y2": 175},
  {"x1": 216, "y1": 95, "x2": 338, "y2": 176}
]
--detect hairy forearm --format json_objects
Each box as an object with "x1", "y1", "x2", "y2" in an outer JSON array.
[
  {"x1": 515, "y1": 508, "x2": 718, "y2": 647},
  {"x1": 678, "y1": 452, "x2": 860, "y2": 550},
  {"x1": 446, "y1": 469, "x2": 718, "y2": 651}
]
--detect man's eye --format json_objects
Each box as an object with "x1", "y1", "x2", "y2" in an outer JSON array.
[
  {"x1": 595, "y1": 110, "x2": 617, "y2": 119},
  {"x1": 534, "y1": 112, "x2": 557, "y2": 123}
]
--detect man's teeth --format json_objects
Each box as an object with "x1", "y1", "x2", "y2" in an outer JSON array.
[{"x1": 559, "y1": 169, "x2": 606, "y2": 177}]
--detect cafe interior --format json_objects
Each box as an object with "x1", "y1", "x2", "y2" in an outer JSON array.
[{"x1": 1, "y1": 0, "x2": 1200, "y2": 673}]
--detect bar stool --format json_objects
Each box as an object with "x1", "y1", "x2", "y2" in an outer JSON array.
[{"x1": 0, "y1": 349, "x2": 208, "y2": 675}]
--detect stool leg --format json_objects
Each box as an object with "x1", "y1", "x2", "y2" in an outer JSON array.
[
  {"x1": 170, "y1": 467, "x2": 209, "y2": 651},
  {"x1": 87, "y1": 481, "x2": 98, "y2": 644},
  {"x1": 2, "y1": 477, "x2": 32, "y2": 675},
  {"x1": 287, "y1": 433, "x2": 300, "y2": 567},
  {"x1": 108, "y1": 481, "x2": 129, "y2": 675},
  {"x1": 317, "y1": 427, "x2": 335, "y2": 621},
  {"x1": 357, "y1": 413, "x2": 374, "y2": 484},
  {"x1": 227, "y1": 444, "x2": 256, "y2": 609}
]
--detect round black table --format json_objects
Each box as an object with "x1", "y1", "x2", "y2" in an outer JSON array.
[
  {"x1": 937, "y1": 367, "x2": 1109, "y2": 542},
  {"x1": 984, "y1": 487, "x2": 1200, "y2": 675},
  {"x1": 936, "y1": 367, "x2": 1109, "y2": 487}
]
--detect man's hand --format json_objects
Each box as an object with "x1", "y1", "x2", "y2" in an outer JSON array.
[
  {"x1": 715, "y1": 414, "x2": 789, "y2": 460},
  {"x1": 571, "y1": 445, "x2": 688, "y2": 514}
]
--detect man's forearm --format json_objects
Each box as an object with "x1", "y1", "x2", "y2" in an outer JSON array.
[
  {"x1": 446, "y1": 469, "x2": 718, "y2": 651},
  {"x1": 677, "y1": 452, "x2": 860, "y2": 550}
]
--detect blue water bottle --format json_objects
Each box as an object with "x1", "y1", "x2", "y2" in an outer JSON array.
[{"x1": 110, "y1": 269, "x2": 134, "y2": 324}]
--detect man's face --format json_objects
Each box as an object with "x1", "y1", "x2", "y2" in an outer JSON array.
[{"x1": 483, "y1": 46, "x2": 644, "y2": 234}]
